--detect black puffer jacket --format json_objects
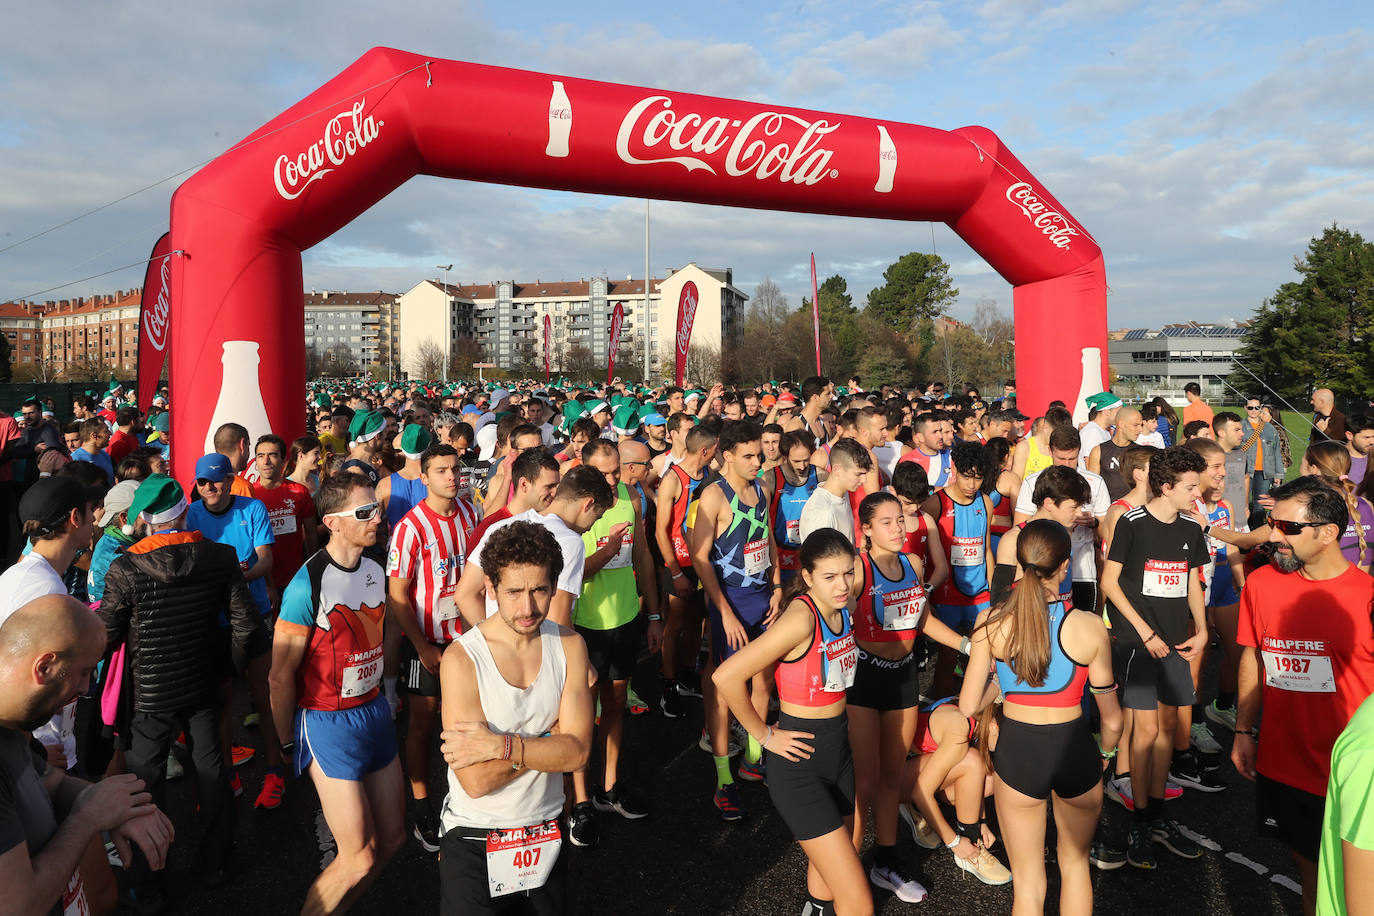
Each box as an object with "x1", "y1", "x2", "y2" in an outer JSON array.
[{"x1": 99, "y1": 531, "x2": 262, "y2": 713}]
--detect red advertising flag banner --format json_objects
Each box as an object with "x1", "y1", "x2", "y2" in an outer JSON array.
[
  {"x1": 543, "y1": 314, "x2": 552, "y2": 382},
  {"x1": 137, "y1": 233, "x2": 174, "y2": 410},
  {"x1": 607, "y1": 301, "x2": 625, "y2": 386},
  {"x1": 810, "y1": 252, "x2": 821, "y2": 375},
  {"x1": 674, "y1": 281, "x2": 699, "y2": 388}
]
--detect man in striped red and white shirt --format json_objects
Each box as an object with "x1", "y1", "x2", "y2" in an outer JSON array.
[{"x1": 384, "y1": 443, "x2": 479, "y2": 851}]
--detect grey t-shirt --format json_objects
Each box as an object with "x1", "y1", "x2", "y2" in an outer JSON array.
[
  {"x1": 0, "y1": 729, "x2": 67, "y2": 916},
  {"x1": 1222, "y1": 449, "x2": 1251, "y2": 532}
]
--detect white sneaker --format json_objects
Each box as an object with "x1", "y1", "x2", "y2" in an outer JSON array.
[
  {"x1": 1104, "y1": 775, "x2": 1134, "y2": 811},
  {"x1": 165, "y1": 753, "x2": 184, "y2": 781},
  {"x1": 953, "y1": 845, "x2": 1012, "y2": 886},
  {"x1": 870, "y1": 862, "x2": 928, "y2": 903},
  {"x1": 1190, "y1": 722, "x2": 1222, "y2": 755},
  {"x1": 898, "y1": 802, "x2": 940, "y2": 849}
]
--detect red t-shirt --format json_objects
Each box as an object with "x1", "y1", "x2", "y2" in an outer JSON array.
[
  {"x1": 251, "y1": 479, "x2": 317, "y2": 595},
  {"x1": 468, "y1": 505, "x2": 513, "y2": 551},
  {"x1": 106, "y1": 428, "x2": 137, "y2": 466},
  {"x1": 1237, "y1": 563, "x2": 1374, "y2": 795}
]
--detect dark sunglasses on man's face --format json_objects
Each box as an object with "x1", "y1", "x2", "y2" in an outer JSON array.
[{"x1": 1268, "y1": 516, "x2": 1324, "y2": 536}]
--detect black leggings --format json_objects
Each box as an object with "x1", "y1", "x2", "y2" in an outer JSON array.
[
  {"x1": 992, "y1": 715, "x2": 1100, "y2": 800},
  {"x1": 767, "y1": 712, "x2": 855, "y2": 841}
]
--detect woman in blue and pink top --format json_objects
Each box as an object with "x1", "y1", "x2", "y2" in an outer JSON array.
[{"x1": 713, "y1": 529, "x2": 870, "y2": 916}]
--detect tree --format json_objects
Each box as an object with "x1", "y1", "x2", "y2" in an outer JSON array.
[
  {"x1": 800, "y1": 274, "x2": 861, "y2": 378},
  {"x1": 410, "y1": 339, "x2": 445, "y2": 380},
  {"x1": 322, "y1": 343, "x2": 357, "y2": 378},
  {"x1": 686, "y1": 344, "x2": 721, "y2": 387},
  {"x1": 743, "y1": 278, "x2": 790, "y2": 380},
  {"x1": 564, "y1": 345, "x2": 598, "y2": 380},
  {"x1": 450, "y1": 337, "x2": 484, "y2": 379},
  {"x1": 865, "y1": 252, "x2": 959, "y2": 336},
  {"x1": 1231, "y1": 225, "x2": 1374, "y2": 403}
]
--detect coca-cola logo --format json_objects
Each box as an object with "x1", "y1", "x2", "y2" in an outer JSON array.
[
  {"x1": 676, "y1": 282, "x2": 699, "y2": 357},
  {"x1": 1005, "y1": 182, "x2": 1080, "y2": 250},
  {"x1": 549, "y1": 107, "x2": 571, "y2": 121},
  {"x1": 616, "y1": 96, "x2": 840, "y2": 186},
  {"x1": 609, "y1": 305, "x2": 624, "y2": 349},
  {"x1": 273, "y1": 99, "x2": 384, "y2": 201},
  {"x1": 143, "y1": 255, "x2": 173, "y2": 352}
]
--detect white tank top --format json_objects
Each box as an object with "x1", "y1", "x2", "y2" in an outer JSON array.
[
  {"x1": 439, "y1": 620, "x2": 567, "y2": 831},
  {"x1": 657, "y1": 451, "x2": 681, "y2": 479}
]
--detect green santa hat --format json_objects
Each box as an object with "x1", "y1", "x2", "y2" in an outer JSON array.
[
  {"x1": 400, "y1": 424, "x2": 432, "y2": 460},
  {"x1": 348, "y1": 410, "x2": 385, "y2": 447},
  {"x1": 611, "y1": 404, "x2": 641, "y2": 437},
  {"x1": 561, "y1": 400, "x2": 589, "y2": 433},
  {"x1": 124, "y1": 475, "x2": 186, "y2": 536}
]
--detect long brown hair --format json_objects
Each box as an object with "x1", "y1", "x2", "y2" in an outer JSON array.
[
  {"x1": 1305, "y1": 440, "x2": 1366, "y2": 561},
  {"x1": 974, "y1": 518, "x2": 1071, "y2": 688}
]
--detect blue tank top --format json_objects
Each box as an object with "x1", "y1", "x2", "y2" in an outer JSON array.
[
  {"x1": 386, "y1": 472, "x2": 429, "y2": 528},
  {"x1": 934, "y1": 490, "x2": 990, "y2": 604},
  {"x1": 856, "y1": 552, "x2": 927, "y2": 642},
  {"x1": 771, "y1": 465, "x2": 817, "y2": 551},
  {"x1": 994, "y1": 600, "x2": 1089, "y2": 708},
  {"x1": 710, "y1": 477, "x2": 771, "y2": 590}
]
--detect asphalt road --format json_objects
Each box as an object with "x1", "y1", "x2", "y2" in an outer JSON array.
[{"x1": 141, "y1": 654, "x2": 1305, "y2": 916}]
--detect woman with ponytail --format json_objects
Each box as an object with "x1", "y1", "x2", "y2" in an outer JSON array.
[
  {"x1": 959, "y1": 519, "x2": 1122, "y2": 916},
  {"x1": 847, "y1": 493, "x2": 968, "y2": 902},
  {"x1": 713, "y1": 529, "x2": 871, "y2": 916}
]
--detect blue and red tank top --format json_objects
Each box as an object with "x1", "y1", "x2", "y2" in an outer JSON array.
[
  {"x1": 770, "y1": 465, "x2": 817, "y2": 577},
  {"x1": 855, "y1": 552, "x2": 928, "y2": 643},
  {"x1": 668, "y1": 463, "x2": 706, "y2": 567},
  {"x1": 775, "y1": 595, "x2": 857, "y2": 708},
  {"x1": 933, "y1": 490, "x2": 991, "y2": 608},
  {"x1": 994, "y1": 599, "x2": 1089, "y2": 709}
]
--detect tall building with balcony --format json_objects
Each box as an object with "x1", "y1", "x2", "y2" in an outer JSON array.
[{"x1": 302, "y1": 290, "x2": 394, "y2": 369}]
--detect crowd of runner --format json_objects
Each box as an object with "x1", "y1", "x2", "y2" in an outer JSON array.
[{"x1": 1, "y1": 374, "x2": 1372, "y2": 915}]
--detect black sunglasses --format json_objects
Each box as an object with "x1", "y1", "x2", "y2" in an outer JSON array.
[{"x1": 1268, "y1": 516, "x2": 1325, "y2": 536}]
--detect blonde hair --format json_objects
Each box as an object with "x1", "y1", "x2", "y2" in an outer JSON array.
[{"x1": 1305, "y1": 441, "x2": 1367, "y2": 562}]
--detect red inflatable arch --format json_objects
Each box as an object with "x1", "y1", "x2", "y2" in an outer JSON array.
[{"x1": 168, "y1": 46, "x2": 1106, "y2": 481}]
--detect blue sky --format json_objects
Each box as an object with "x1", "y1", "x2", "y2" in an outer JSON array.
[{"x1": 1, "y1": 0, "x2": 1370, "y2": 330}]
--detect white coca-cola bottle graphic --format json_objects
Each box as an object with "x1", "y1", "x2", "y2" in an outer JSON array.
[
  {"x1": 203, "y1": 341, "x2": 273, "y2": 453},
  {"x1": 875, "y1": 126, "x2": 897, "y2": 193},
  {"x1": 546, "y1": 81, "x2": 572, "y2": 158},
  {"x1": 1072, "y1": 346, "x2": 1103, "y2": 427}
]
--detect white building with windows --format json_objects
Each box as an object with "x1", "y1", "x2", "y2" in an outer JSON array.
[
  {"x1": 303, "y1": 291, "x2": 392, "y2": 367},
  {"x1": 1109, "y1": 322, "x2": 1251, "y2": 399},
  {"x1": 395, "y1": 262, "x2": 747, "y2": 377}
]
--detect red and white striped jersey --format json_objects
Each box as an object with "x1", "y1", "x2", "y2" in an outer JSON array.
[{"x1": 386, "y1": 497, "x2": 480, "y2": 644}]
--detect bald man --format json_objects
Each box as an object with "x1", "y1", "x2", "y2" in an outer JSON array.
[
  {"x1": 0, "y1": 595, "x2": 173, "y2": 916},
  {"x1": 1088, "y1": 406, "x2": 1144, "y2": 501},
  {"x1": 1311, "y1": 388, "x2": 1346, "y2": 443}
]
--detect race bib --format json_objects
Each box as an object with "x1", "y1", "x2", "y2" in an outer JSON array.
[
  {"x1": 1142, "y1": 559, "x2": 1188, "y2": 598},
  {"x1": 881, "y1": 584, "x2": 925, "y2": 632},
  {"x1": 1262, "y1": 649, "x2": 1336, "y2": 693},
  {"x1": 486, "y1": 818, "x2": 562, "y2": 898},
  {"x1": 62, "y1": 869, "x2": 90, "y2": 916},
  {"x1": 951, "y1": 535, "x2": 984, "y2": 567},
  {"x1": 785, "y1": 517, "x2": 800, "y2": 546},
  {"x1": 597, "y1": 529, "x2": 634, "y2": 570},
  {"x1": 340, "y1": 649, "x2": 383, "y2": 699},
  {"x1": 435, "y1": 591, "x2": 460, "y2": 623},
  {"x1": 744, "y1": 538, "x2": 768, "y2": 576},
  {"x1": 823, "y1": 632, "x2": 858, "y2": 693},
  {"x1": 270, "y1": 512, "x2": 298, "y2": 536}
]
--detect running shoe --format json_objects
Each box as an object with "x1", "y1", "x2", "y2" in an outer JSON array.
[
  {"x1": 1089, "y1": 840, "x2": 1127, "y2": 871},
  {"x1": 1189, "y1": 722, "x2": 1223, "y2": 756},
  {"x1": 229, "y1": 771, "x2": 243, "y2": 798},
  {"x1": 870, "y1": 862, "x2": 929, "y2": 903},
  {"x1": 568, "y1": 801, "x2": 600, "y2": 846},
  {"x1": 243, "y1": 712, "x2": 260, "y2": 728},
  {"x1": 1204, "y1": 701, "x2": 1237, "y2": 732},
  {"x1": 165, "y1": 753, "x2": 184, "y2": 781},
  {"x1": 698, "y1": 728, "x2": 742, "y2": 756},
  {"x1": 175, "y1": 731, "x2": 188, "y2": 751},
  {"x1": 713, "y1": 783, "x2": 745, "y2": 821},
  {"x1": 254, "y1": 771, "x2": 285, "y2": 810},
  {"x1": 1151, "y1": 819, "x2": 1203, "y2": 859},
  {"x1": 676, "y1": 671, "x2": 703, "y2": 698},
  {"x1": 898, "y1": 803, "x2": 940, "y2": 850},
  {"x1": 1164, "y1": 780, "x2": 1184, "y2": 800},
  {"x1": 1169, "y1": 752, "x2": 1228, "y2": 793},
  {"x1": 1127, "y1": 822, "x2": 1157, "y2": 870},
  {"x1": 627, "y1": 686, "x2": 648, "y2": 716},
  {"x1": 413, "y1": 813, "x2": 441, "y2": 853},
  {"x1": 1105, "y1": 775, "x2": 1135, "y2": 811},
  {"x1": 737, "y1": 758, "x2": 767, "y2": 783},
  {"x1": 594, "y1": 784, "x2": 649, "y2": 820},
  {"x1": 660, "y1": 687, "x2": 685, "y2": 719},
  {"x1": 230, "y1": 745, "x2": 256, "y2": 767},
  {"x1": 952, "y1": 845, "x2": 1012, "y2": 885}
]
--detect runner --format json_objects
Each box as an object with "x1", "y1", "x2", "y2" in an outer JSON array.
[
  {"x1": 378, "y1": 425, "x2": 432, "y2": 529},
  {"x1": 890, "y1": 462, "x2": 949, "y2": 593},
  {"x1": 897, "y1": 414, "x2": 950, "y2": 488},
  {"x1": 922, "y1": 441, "x2": 995, "y2": 699},
  {"x1": 1011, "y1": 406, "x2": 1072, "y2": 481},
  {"x1": 1088, "y1": 406, "x2": 1144, "y2": 501},
  {"x1": 567, "y1": 441, "x2": 659, "y2": 844},
  {"x1": 1101, "y1": 446, "x2": 1210, "y2": 870},
  {"x1": 654, "y1": 424, "x2": 717, "y2": 718},
  {"x1": 712, "y1": 529, "x2": 872, "y2": 916},
  {"x1": 385, "y1": 443, "x2": 479, "y2": 853},
  {"x1": 763, "y1": 430, "x2": 821, "y2": 584},
  {"x1": 994, "y1": 466, "x2": 1088, "y2": 607},
  {"x1": 251, "y1": 434, "x2": 319, "y2": 608},
  {"x1": 270, "y1": 471, "x2": 405, "y2": 915},
  {"x1": 849, "y1": 492, "x2": 966, "y2": 902},
  {"x1": 1233, "y1": 475, "x2": 1374, "y2": 916},
  {"x1": 1316, "y1": 692, "x2": 1374, "y2": 915},
  {"x1": 691, "y1": 421, "x2": 781, "y2": 821},
  {"x1": 982, "y1": 437, "x2": 1020, "y2": 555},
  {"x1": 799, "y1": 438, "x2": 869, "y2": 545},
  {"x1": 959, "y1": 519, "x2": 1122, "y2": 914},
  {"x1": 435, "y1": 522, "x2": 594, "y2": 916},
  {"x1": 1078, "y1": 392, "x2": 1122, "y2": 462},
  {"x1": 467, "y1": 448, "x2": 560, "y2": 550},
  {"x1": 650, "y1": 412, "x2": 693, "y2": 482}
]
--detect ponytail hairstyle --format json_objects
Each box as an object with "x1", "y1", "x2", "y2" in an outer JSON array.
[
  {"x1": 982, "y1": 436, "x2": 1014, "y2": 496},
  {"x1": 1304, "y1": 440, "x2": 1365, "y2": 562},
  {"x1": 975, "y1": 518, "x2": 1071, "y2": 687},
  {"x1": 782, "y1": 528, "x2": 855, "y2": 605},
  {"x1": 857, "y1": 491, "x2": 902, "y2": 553},
  {"x1": 974, "y1": 702, "x2": 1002, "y2": 775}
]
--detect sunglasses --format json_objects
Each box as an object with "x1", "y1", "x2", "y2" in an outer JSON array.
[
  {"x1": 1268, "y1": 516, "x2": 1325, "y2": 536},
  {"x1": 326, "y1": 501, "x2": 380, "y2": 522},
  {"x1": 1245, "y1": 405, "x2": 1261, "y2": 411}
]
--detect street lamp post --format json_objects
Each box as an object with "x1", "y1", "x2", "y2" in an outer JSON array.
[{"x1": 437, "y1": 264, "x2": 453, "y2": 381}]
